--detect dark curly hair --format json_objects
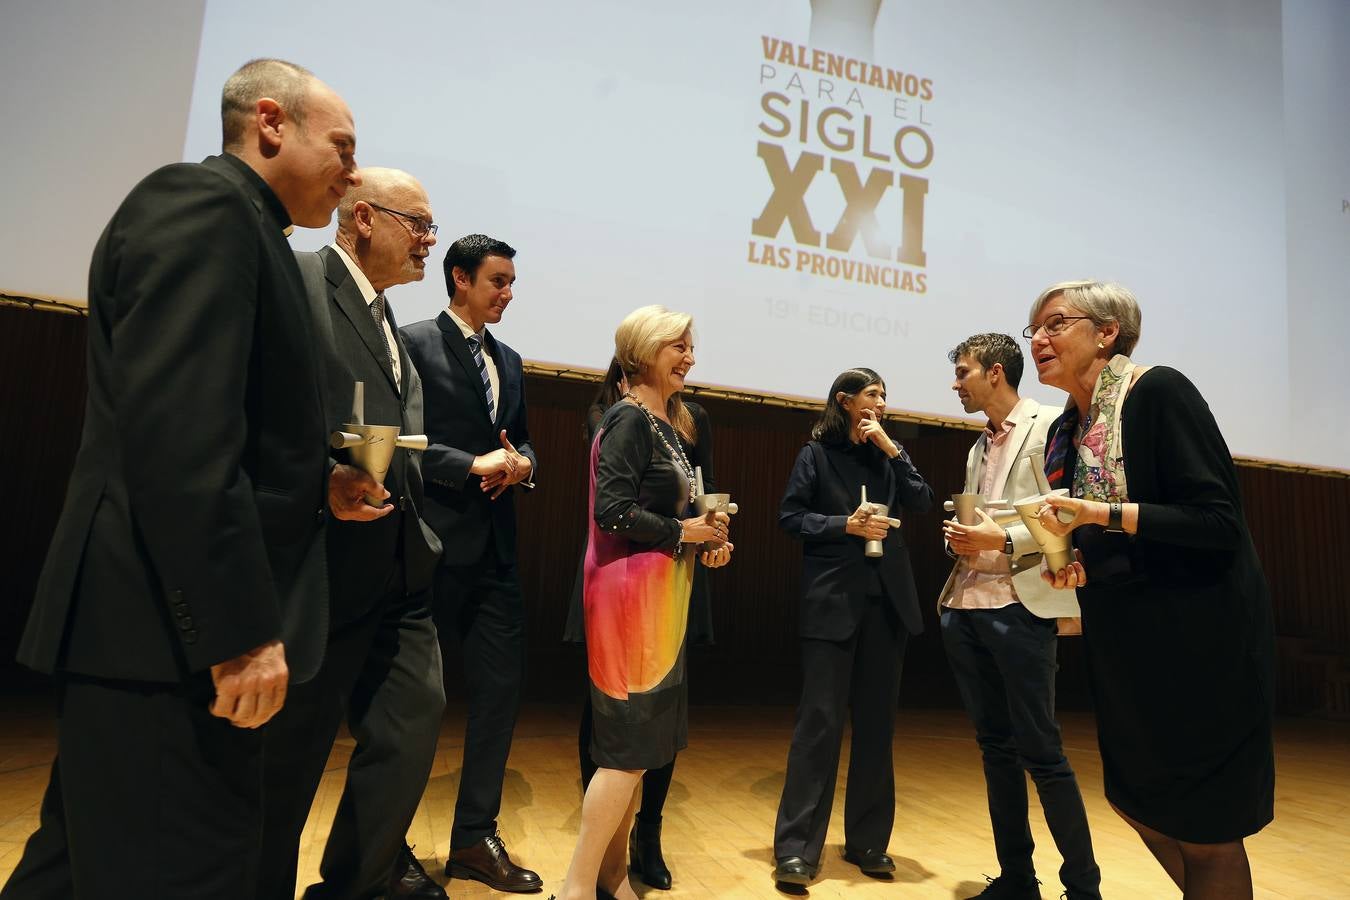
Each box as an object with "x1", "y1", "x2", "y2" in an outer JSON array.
[{"x1": 947, "y1": 333, "x2": 1023, "y2": 388}]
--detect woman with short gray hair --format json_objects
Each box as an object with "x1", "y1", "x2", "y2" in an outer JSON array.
[{"x1": 1026, "y1": 280, "x2": 1275, "y2": 899}]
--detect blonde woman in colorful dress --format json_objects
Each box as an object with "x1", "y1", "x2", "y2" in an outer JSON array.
[{"x1": 556, "y1": 306, "x2": 733, "y2": 900}]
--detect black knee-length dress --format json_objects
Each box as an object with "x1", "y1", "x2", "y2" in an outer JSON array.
[{"x1": 1047, "y1": 367, "x2": 1275, "y2": 843}]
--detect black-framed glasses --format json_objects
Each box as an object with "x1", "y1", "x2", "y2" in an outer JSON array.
[
  {"x1": 368, "y1": 202, "x2": 438, "y2": 238},
  {"x1": 1022, "y1": 314, "x2": 1091, "y2": 340}
]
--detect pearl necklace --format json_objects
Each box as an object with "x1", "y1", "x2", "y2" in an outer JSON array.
[{"x1": 624, "y1": 393, "x2": 697, "y2": 504}]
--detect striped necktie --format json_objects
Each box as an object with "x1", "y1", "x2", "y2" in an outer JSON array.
[
  {"x1": 466, "y1": 333, "x2": 496, "y2": 422},
  {"x1": 369, "y1": 291, "x2": 396, "y2": 378}
]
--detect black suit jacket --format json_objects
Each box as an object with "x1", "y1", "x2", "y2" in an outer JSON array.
[
  {"x1": 295, "y1": 247, "x2": 442, "y2": 626},
  {"x1": 400, "y1": 311, "x2": 537, "y2": 566},
  {"x1": 19, "y1": 154, "x2": 329, "y2": 683},
  {"x1": 779, "y1": 440, "x2": 933, "y2": 640}
]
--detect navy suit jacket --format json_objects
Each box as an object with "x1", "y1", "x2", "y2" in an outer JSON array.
[
  {"x1": 779, "y1": 440, "x2": 933, "y2": 639},
  {"x1": 400, "y1": 311, "x2": 536, "y2": 566}
]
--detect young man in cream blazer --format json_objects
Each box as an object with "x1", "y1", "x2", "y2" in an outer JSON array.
[{"x1": 939, "y1": 334, "x2": 1101, "y2": 900}]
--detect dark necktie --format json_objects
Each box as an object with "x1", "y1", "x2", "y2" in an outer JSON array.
[
  {"x1": 369, "y1": 292, "x2": 396, "y2": 380},
  {"x1": 466, "y1": 333, "x2": 496, "y2": 422}
]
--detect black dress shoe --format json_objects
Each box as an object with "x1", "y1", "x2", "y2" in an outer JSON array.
[
  {"x1": 447, "y1": 833, "x2": 543, "y2": 893},
  {"x1": 843, "y1": 846, "x2": 896, "y2": 876},
  {"x1": 629, "y1": 819, "x2": 672, "y2": 889},
  {"x1": 388, "y1": 844, "x2": 448, "y2": 899},
  {"x1": 964, "y1": 873, "x2": 1043, "y2": 899},
  {"x1": 772, "y1": 856, "x2": 818, "y2": 886}
]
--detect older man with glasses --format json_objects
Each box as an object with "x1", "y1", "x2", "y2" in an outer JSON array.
[{"x1": 257, "y1": 167, "x2": 450, "y2": 900}]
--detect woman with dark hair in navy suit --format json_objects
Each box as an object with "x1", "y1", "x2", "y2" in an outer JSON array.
[{"x1": 771, "y1": 367, "x2": 933, "y2": 889}]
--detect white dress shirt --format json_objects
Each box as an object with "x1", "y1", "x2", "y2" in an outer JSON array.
[
  {"x1": 446, "y1": 306, "x2": 500, "y2": 423},
  {"x1": 331, "y1": 244, "x2": 401, "y2": 390}
]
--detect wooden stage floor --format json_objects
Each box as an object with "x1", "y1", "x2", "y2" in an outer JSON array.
[{"x1": 2, "y1": 702, "x2": 1346, "y2": 898}]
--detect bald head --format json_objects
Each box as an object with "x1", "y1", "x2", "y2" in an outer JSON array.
[
  {"x1": 219, "y1": 59, "x2": 359, "y2": 228},
  {"x1": 337, "y1": 167, "x2": 426, "y2": 233},
  {"x1": 336, "y1": 167, "x2": 437, "y2": 292},
  {"x1": 221, "y1": 58, "x2": 314, "y2": 151}
]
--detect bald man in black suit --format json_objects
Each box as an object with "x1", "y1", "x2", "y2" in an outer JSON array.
[{"x1": 3, "y1": 58, "x2": 375, "y2": 900}]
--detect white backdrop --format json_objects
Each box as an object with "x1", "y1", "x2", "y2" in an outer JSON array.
[{"x1": 4, "y1": 0, "x2": 1347, "y2": 468}]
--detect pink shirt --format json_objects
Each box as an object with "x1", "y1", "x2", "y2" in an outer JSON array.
[{"x1": 946, "y1": 399, "x2": 1034, "y2": 610}]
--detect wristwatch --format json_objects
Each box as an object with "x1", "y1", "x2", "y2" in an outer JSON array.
[
  {"x1": 1003, "y1": 530, "x2": 1014, "y2": 555},
  {"x1": 1106, "y1": 501, "x2": 1124, "y2": 533}
]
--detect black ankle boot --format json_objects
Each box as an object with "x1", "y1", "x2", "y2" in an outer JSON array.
[{"x1": 629, "y1": 819, "x2": 672, "y2": 890}]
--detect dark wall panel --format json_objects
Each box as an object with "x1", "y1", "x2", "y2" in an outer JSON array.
[
  {"x1": 2, "y1": 306, "x2": 1346, "y2": 716},
  {"x1": 1, "y1": 306, "x2": 87, "y2": 691}
]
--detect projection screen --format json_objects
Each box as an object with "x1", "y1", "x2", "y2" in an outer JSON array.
[{"x1": 3, "y1": 0, "x2": 1347, "y2": 469}]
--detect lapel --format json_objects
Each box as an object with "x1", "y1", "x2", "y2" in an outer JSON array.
[
  {"x1": 990, "y1": 399, "x2": 1040, "y2": 499},
  {"x1": 436, "y1": 310, "x2": 493, "y2": 424},
  {"x1": 817, "y1": 441, "x2": 883, "y2": 510},
  {"x1": 965, "y1": 434, "x2": 985, "y2": 493},
  {"x1": 323, "y1": 247, "x2": 398, "y2": 396},
  {"x1": 210, "y1": 155, "x2": 325, "y2": 421},
  {"x1": 383, "y1": 299, "x2": 414, "y2": 404}
]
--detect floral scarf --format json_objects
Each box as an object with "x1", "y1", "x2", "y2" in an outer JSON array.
[{"x1": 1044, "y1": 355, "x2": 1136, "y2": 502}]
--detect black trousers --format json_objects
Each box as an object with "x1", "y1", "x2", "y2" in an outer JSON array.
[
  {"x1": 1, "y1": 675, "x2": 264, "y2": 900},
  {"x1": 941, "y1": 604, "x2": 1100, "y2": 898},
  {"x1": 432, "y1": 545, "x2": 526, "y2": 849},
  {"x1": 258, "y1": 573, "x2": 444, "y2": 900},
  {"x1": 774, "y1": 596, "x2": 907, "y2": 866}
]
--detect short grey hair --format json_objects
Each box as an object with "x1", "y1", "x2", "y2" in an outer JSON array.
[
  {"x1": 220, "y1": 58, "x2": 314, "y2": 151},
  {"x1": 1029, "y1": 280, "x2": 1142, "y2": 356}
]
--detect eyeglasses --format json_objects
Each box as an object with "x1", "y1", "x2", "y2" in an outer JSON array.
[
  {"x1": 368, "y1": 203, "x2": 438, "y2": 238},
  {"x1": 1022, "y1": 314, "x2": 1091, "y2": 340}
]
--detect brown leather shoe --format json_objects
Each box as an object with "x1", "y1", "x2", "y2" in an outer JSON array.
[
  {"x1": 388, "y1": 844, "x2": 448, "y2": 899},
  {"x1": 446, "y1": 833, "x2": 542, "y2": 893}
]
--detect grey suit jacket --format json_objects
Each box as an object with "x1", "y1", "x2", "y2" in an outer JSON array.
[
  {"x1": 296, "y1": 246, "x2": 442, "y2": 624},
  {"x1": 938, "y1": 398, "x2": 1080, "y2": 619}
]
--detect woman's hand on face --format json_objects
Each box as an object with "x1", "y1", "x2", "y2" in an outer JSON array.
[
  {"x1": 846, "y1": 502, "x2": 892, "y2": 540},
  {"x1": 1037, "y1": 494, "x2": 1103, "y2": 536},
  {"x1": 681, "y1": 510, "x2": 730, "y2": 544},
  {"x1": 700, "y1": 541, "x2": 733, "y2": 568},
  {"x1": 857, "y1": 409, "x2": 898, "y2": 454},
  {"x1": 943, "y1": 507, "x2": 1005, "y2": 554},
  {"x1": 1041, "y1": 550, "x2": 1088, "y2": 590}
]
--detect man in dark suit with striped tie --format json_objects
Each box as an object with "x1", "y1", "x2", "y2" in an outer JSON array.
[{"x1": 400, "y1": 235, "x2": 542, "y2": 893}]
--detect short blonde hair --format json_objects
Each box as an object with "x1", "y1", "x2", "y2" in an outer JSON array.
[
  {"x1": 614, "y1": 305, "x2": 696, "y2": 442},
  {"x1": 1029, "y1": 280, "x2": 1142, "y2": 356}
]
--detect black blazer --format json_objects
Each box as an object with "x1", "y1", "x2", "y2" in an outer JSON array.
[
  {"x1": 295, "y1": 247, "x2": 442, "y2": 625},
  {"x1": 400, "y1": 311, "x2": 537, "y2": 566},
  {"x1": 779, "y1": 440, "x2": 933, "y2": 640},
  {"x1": 19, "y1": 154, "x2": 330, "y2": 684}
]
